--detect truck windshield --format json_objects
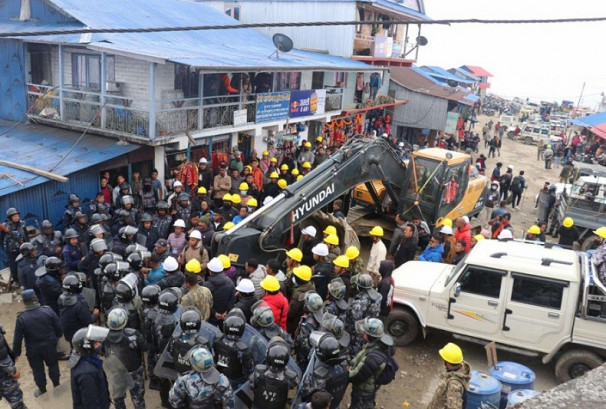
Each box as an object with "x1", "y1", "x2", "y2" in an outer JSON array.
[{"x1": 445, "y1": 254, "x2": 468, "y2": 286}]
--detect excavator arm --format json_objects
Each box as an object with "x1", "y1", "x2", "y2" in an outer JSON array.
[{"x1": 213, "y1": 136, "x2": 407, "y2": 264}]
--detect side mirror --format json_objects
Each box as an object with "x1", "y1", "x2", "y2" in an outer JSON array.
[{"x1": 454, "y1": 283, "x2": 461, "y2": 297}]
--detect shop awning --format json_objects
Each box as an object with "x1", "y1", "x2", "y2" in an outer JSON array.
[
  {"x1": 591, "y1": 123, "x2": 606, "y2": 140},
  {"x1": 570, "y1": 111, "x2": 606, "y2": 127},
  {"x1": 340, "y1": 100, "x2": 409, "y2": 116}
]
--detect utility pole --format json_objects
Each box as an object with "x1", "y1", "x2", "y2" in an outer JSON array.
[{"x1": 574, "y1": 82, "x2": 585, "y2": 118}]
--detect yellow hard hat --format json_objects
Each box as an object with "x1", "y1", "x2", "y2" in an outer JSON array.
[
  {"x1": 244, "y1": 165, "x2": 252, "y2": 172},
  {"x1": 333, "y1": 255, "x2": 350, "y2": 268},
  {"x1": 473, "y1": 234, "x2": 485, "y2": 242},
  {"x1": 217, "y1": 254, "x2": 231, "y2": 269},
  {"x1": 278, "y1": 179, "x2": 287, "y2": 189},
  {"x1": 528, "y1": 225, "x2": 541, "y2": 235},
  {"x1": 239, "y1": 182, "x2": 249, "y2": 191},
  {"x1": 197, "y1": 186, "x2": 207, "y2": 194},
  {"x1": 439, "y1": 342, "x2": 463, "y2": 364},
  {"x1": 280, "y1": 164, "x2": 289, "y2": 171},
  {"x1": 223, "y1": 222, "x2": 235, "y2": 231},
  {"x1": 293, "y1": 265, "x2": 312, "y2": 281},
  {"x1": 222, "y1": 193, "x2": 232, "y2": 202},
  {"x1": 270, "y1": 157, "x2": 277, "y2": 163},
  {"x1": 563, "y1": 217, "x2": 574, "y2": 228},
  {"x1": 369, "y1": 226, "x2": 384, "y2": 237},
  {"x1": 324, "y1": 234, "x2": 339, "y2": 246},
  {"x1": 441, "y1": 218, "x2": 453, "y2": 227},
  {"x1": 323, "y1": 225, "x2": 337, "y2": 235},
  {"x1": 346, "y1": 246, "x2": 360, "y2": 260},
  {"x1": 316, "y1": 136, "x2": 323, "y2": 142},
  {"x1": 547, "y1": 144, "x2": 552, "y2": 148},
  {"x1": 285, "y1": 248, "x2": 303, "y2": 262},
  {"x1": 304, "y1": 141, "x2": 312, "y2": 148},
  {"x1": 302, "y1": 161, "x2": 312, "y2": 169},
  {"x1": 247, "y1": 198, "x2": 258, "y2": 207},
  {"x1": 291, "y1": 168, "x2": 300, "y2": 176},
  {"x1": 261, "y1": 275, "x2": 280, "y2": 292},
  {"x1": 594, "y1": 227, "x2": 606, "y2": 239},
  {"x1": 297, "y1": 175, "x2": 303, "y2": 181},
  {"x1": 269, "y1": 171, "x2": 279, "y2": 179},
  {"x1": 185, "y1": 259, "x2": 202, "y2": 273},
  {"x1": 262, "y1": 150, "x2": 269, "y2": 156},
  {"x1": 231, "y1": 195, "x2": 241, "y2": 205}
]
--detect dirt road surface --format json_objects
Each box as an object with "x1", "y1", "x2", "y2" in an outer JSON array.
[{"x1": 2, "y1": 114, "x2": 564, "y2": 408}]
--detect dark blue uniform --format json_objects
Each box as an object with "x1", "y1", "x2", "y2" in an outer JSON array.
[
  {"x1": 36, "y1": 274, "x2": 62, "y2": 315},
  {"x1": 58, "y1": 294, "x2": 96, "y2": 344},
  {"x1": 71, "y1": 355, "x2": 110, "y2": 409},
  {"x1": 17, "y1": 257, "x2": 39, "y2": 298},
  {"x1": 13, "y1": 304, "x2": 62, "y2": 392}
]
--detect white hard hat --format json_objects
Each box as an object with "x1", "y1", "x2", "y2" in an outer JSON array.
[
  {"x1": 189, "y1": 230, "x2": 202, "y2": 240},
  {"x1": 301, "y1": 226, "x2": 317, "y2": 238},
  {"x1": 163, "y1": 256, "x2": 179, "y2": 272},
  {"x1": 173, "y1": 181, "x2": 183, "y2": 188},
  {"x1": 398, "y1": 142, "x2": 404, "y2": 147},
  {"x1": 173, "y1": 219, "x2": 186, "y2": 228},
  {"x1": 312, "y1": 243, "x2": 329, "y2": 257},
  {"x1": 208, "y1": 257, "x2": 224, "y2": 273},
  {"x1": 462, "y1": 216, "x2": 470, "y2": 224},
  {"x1": 382, "y1": 133, "x2": 388, "y2": 137},
  {"x1": 263, "y1": 196, "x2": 274, "y2": 206},
  {"x1": 235, "y1": 278, "x2": 255, "y2": 293},
  {"x1": 199, "y1": 157, "x2": 208, "y2": 164},
  {"x1": 498, "y1": 229, "x2": 513, "y2": 239},
  {"x1": 440, "y1": 225, "x2": 453, "y2": 235},
  {"x1": 507, "y1": 164, "x2": 514, "y2": 170}
]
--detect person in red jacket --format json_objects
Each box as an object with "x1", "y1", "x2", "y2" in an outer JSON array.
[
  {"x1": 454, "y1": 216, "x2": 472, "y2": 253},
  {"x1": 260, "y1": 275, "x2": 289, "y2": 330}
]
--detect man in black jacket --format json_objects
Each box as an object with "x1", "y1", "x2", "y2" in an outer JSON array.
[
  {"x1": 58, "y1": 276, "x2": 99, "y2": 345},
  {"x1": 377, "y1": 260, "x2": 394, "y2": 319},
  {"x1": 70, "y1": 327, "x2": 111, "y2": 409},
  {"x1": 204, "y1": 257, "x2": 236, "y2": 329},
  {"x1": 394, "y1": 224, "x2": 417, "y2": 268}
]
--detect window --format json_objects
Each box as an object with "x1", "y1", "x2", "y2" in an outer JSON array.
[
  {"x1": 511, "y1": 274, "x2": 566, "y2": 309},
  {"x1": 457, "y1": 266, "x2": 504, "y2": 298},
  {"x1": 273, "y1": 72, "x2": 301, "y2": 91},
  {"x1": 225, "y1": 5, "x2": 240, "y2": 20},
  {"x1": 72, "y1": 54, "x2": 115, "y2": 90},
  {"x1": 333, "y1": 72, "x2": 347, "y2": 87}
]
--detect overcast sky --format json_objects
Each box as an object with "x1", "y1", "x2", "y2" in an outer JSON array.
[{"x1": 419, "y1": 0, "x2": 606, "y2": 110}]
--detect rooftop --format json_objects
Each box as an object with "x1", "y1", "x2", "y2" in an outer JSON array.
[
  {"x1": 389, "y1": 66, "x2": 474, "y2": 105},
  {"x1": 460, "y1": 65, "x2": 493, "y2": 78}
]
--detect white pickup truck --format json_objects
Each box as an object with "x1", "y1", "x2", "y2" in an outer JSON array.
[{"x1": 385, "y1": 240, "x2": 606, "y2": 383}]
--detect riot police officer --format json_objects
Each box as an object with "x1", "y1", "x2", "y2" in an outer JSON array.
[
  {"x1": 79, "y1": 237, "x2": 108, "y2": 293},
  {"x1": 153, "y1": 290, "x2": 180, "y2": 407},
  {"x1": 16, "y1": 243, "x2": 38, "y2": 296},
  {"x1": 249, "y1": 301, "x2": 293, "y2": 347},
  {"x1": 0, "y1": 324, "x2": 26, "y2": 409},
  {"x1": 294, "y1": 291, "x2": 323, "y2": 369},
  {"x1": 58, "y1": 275, "x2": 99, "y2": 344},
  {"x1": 69, "y1": 211, "x2": 89, "y2": 244},
  {"x1": 169, "y1": 346, "x2": 234, "y2": 409},
  {"x1": 120, "y1": 195, "x2": 139, "y2": 226},
  {"x1": 63, "y1": 194, "x2": 82, "y2": 230},
  {"x1": 74, "y1": 271, "x2": 96, "y2": 312},
  {"x1": 104, "y1": 307, "x2": 148, "y2": 409},
  {"x1": 324, "y1": 277, "x2": 348, "y2": 323},
  {"x1": 70, "y1": 326, "x2": 111, "y2": 409},
  {"x1": 347, "y1": 273, "x2": 382, "y2": 357},
  {"x1": 213, "y1": 308, "x2": 254, "y2": 388},
  {"x1": 137, "y1": 213, "x2": 158, "y2": 251},
  {"x1": 112, "y1": 273, "x2": 143, "y2": 332},
  {"x1": 152, "y1": 201, "x2": 173, "y2": 240},
  {"x1": 2, "y1": 207, "x2": 29, "y2": 285},
  {"x1": 141, "y1": 177, "x2": 158, "y2": 214},
  {"x1": 298, "y1": 333, "x2": 348, "y2": 409},
  {"x1": 167, "y1": 308, "x2": 211, "y2": 375},
  {"x1": 251, "y1": 337, "x2": 298, "y2": 409},
  {"x1": 100, "y1": 261, "x2": 126, "y2": 315},
  {"x1": 35, "y1": 256, "x2": 64, "y2": 315},
  {"x1": 33, "y1": 219, "x2": 62, "y2": 257},
  {"x1": 111, "y1": 226, "x2": 139, "y2": 257},
  {"x1": 320, "y1": 313, "x2": 350, "y2": 358},
  {"x1": 141, "y1": 285, "x2": 161, "y2": 390}
]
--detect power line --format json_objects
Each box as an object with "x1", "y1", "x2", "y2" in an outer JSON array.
[{"x1": 2, "y1": 17, "x2": 606, "y2": 38}]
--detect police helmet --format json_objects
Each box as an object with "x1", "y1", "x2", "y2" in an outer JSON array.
[
  {"x1": 120, "y1": 182, "x2": 130, "y2": 191},
  {"x1": 99, "y1": 253, "x2": 117, "y2": 270},
  {"x1": 156, "y1": 201, "x2": 170, "y2": 210},
  {"x1": 143, "y1": 177, "x2": 152, "y2": 186},
  {"x1": 327, "y1": 278, "x2": 347, "y2": 300},
  {"x1": 303, "y1": 291, "x2": 324, "y2": 321},
  {"x1": 180, "y1": 308, "x2": 202, "y2": 334},
  {"x1": 266, "y1": 337, "x2": 290, "y2": 369},
  {"x1": 90, "y1": 213, "x2": 104, "y2": 224},
  {"x1": 62, "y1": 275, "x2": 83, "y2": 293},
  {"x1": 355, "y1": 317, "x2": 384, "y2": 338},
  {"x1": 316, "y1": 333, "x2": 342, "y2": 364},
  {"x1": 75, "y1": 272, "x2": 88, "y2": 286},
  {"x1": 321, "y1": 312, "x2": 348, "y2": 342},
  {"x1": 90, "y1": 238, "x2": 108, "y2": 253},
  {"x1": 72, "y1": 328, "x2": 95, "y2": 355},
  {"x1": 141, "y1": 285, "x2": 161, "y2": 306},
  {"x1": 41, "y1": 220, "x2": 53, "y2": 229},
  {"x1": 353, "y1": 273, "x2": 374, "y2": 290},
  {"x1": 107, "y1": 307, "x2": 129, "y2": 330},
  {"x1": 158, "y1": 291, "x2": 179, "y2": 313},
  {"x1": 140, "y1": 213, "x2": 153, "y2": 223},
  {"x1": 125, "y1": 244, "x2": 138, "y2": 258},
  {"x1": 19, "y1": 242, "x2": 35, "y2": 257},
  {"x1": 45, "y1": 257, "x2": 65, "y2": 274},
  {"x1": 178, "y1": 193, "x2": 190, "y2": 202},
  {"x1": 64, "y1": 228, "x2": 79, "y2": 241},
  {"x1": 5, "y1": 207, "x2": 19, "y2": 218},
  {"x1": 127, "y1": 252, "x2": 143, "y2": 270},
  {"x1": 69, "y1": 194, "x2": 81, "y2": 204},
  {"x1": 104, "y1": 263, "x2": 122, "y2": 281},
  {"x1": 189, "y1": 347, "x2": 215, "y2": 373},
  {"x1": 123, "y1": 225, "x2": 138, "y2": 237},
  {"x1": 250, "y1": 301, "x2": 275, "y2": 328},
  {"x1": 121, "y1": 195, "x2": 134, "y2": 206},
  {"x1": 224, "y1": 309, "x2": 246, "y2": 338},
  {"x1": 115, "y1": 282, "x2": 134, "y2": 302},
  {"x1": 75, "y1": 211, "x2": 87, "y2": 221}
]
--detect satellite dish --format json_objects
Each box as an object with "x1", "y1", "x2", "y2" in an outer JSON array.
[
  {"x1": 272, "y1": 33, "x2": 294, "y2": 56},
  {"x1": 417, "y1": 36, "x2": 428, "y2": 46},
  {"x1": 447, "y1": 79, "x2": 459, "y2": 88}
]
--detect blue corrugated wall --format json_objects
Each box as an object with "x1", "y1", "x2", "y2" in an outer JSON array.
[{"x1": 0, "y1": 39, "x2": 26, "y2": 121}]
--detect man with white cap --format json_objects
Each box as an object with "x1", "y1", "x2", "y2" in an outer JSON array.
[
  {"x1": 234, "y1": 278, "x2": 258, "y2": 323},
  {"x1": 198, "y1": 157, "x2": 213, "y2": 192},
  {"x1": 439, "y1": 225, "x2": 457, "y2": 264},
  {"x1": 166, "y1": 180, "x2": 184, "y2": 206},
  {"x1": 299, "y1": 225, "x2": 320, "y2": 266},
  {"x1": 311, "y1": 243, "x2": 331, "y2": 300},
  {"x1": 157, "y1": 256, "x2": 185, "y2": 290},
  {"x1": 178, "y1": 229, "x2": 209, "y2": 272},
  {"x1": 204, "y1": 257, "x2": 236, "y2": 328}
]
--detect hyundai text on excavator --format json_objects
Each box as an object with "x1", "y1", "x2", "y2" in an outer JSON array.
[{"x1": 212, "y1": 136, "x2": 487, "y2": 266}]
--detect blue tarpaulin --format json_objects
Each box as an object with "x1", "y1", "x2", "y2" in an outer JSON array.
[{"x1": 569, "y1": 111, "x2": 606, "y2": 127}]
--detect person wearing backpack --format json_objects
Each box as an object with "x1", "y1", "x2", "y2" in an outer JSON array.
[
  {"x1": 510, "y1": 171, "x2": 526, "y2": 210},
  {"x1": 427, "y1": 343, "x2": 471, "y2": 409},
  {"x1": 499, "y1": 165, "x2": 513, "y2": 201},
  {"x1": 348, "y1": 318, "x2": 397, "y2": 409}
]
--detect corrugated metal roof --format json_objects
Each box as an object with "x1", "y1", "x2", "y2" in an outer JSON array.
[
  {"x1": 420, "y1": 65, "x2": 474, "y2": 85},
  {"x1": 14, "y1": 0, "x2": 373, "y2": 71},
  {"x1": 365, "y1": 0, "x2": 430, "y2": 21},
  {"x1": 0, "y1": 120, "x2": 139, "y2": 195},
  {"x1": 390, "y1": 67, "x2": 472, "y2": 106},
  {"x1": 460, "y1": 65, "x2": 493, "y2": 78},
  {"x1": 448, "y1": 67, "x2": 480, "y2": 82},
  {"x1": 570, "y1": 111, "x2": 606, "y2": 127},
  {"x1": 0, "y1": 21, "x2": 105, "y2": 43}
]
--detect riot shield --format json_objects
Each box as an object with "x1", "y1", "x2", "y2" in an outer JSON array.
[
  {"x1": 240, "y1": 324, "x2": 302, "y2": 378},
  {"x1": 291, "y1": 349, "x2": 317, "y2": 408},
  {"x1": 234, "y1": 381, "x2": 254, "y2": 409},
  {"x1": 105, "y1": 353, "x2": 135, "y2": 399}
]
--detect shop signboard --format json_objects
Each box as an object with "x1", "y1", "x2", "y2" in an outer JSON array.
[
  {"x1": 445, "y1": 112, "x2": 459, "y2": 134},
  {"x1": 289, "y1": 89, "x2": 326, "y2": 118},
  {"x1": 233, "y1": 109, "x2": 247, "y2": 127},
  {"x1": 256, "y1": 92, "x2": 291, "y2": 123}
]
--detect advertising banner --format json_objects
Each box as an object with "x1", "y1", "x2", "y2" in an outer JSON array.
[
  {"x1": 289, "y1": 89, "x2": 326, "y2": 118},
  {"x1": 256, "y1": 92, "x2": 290, "y2": 123}
]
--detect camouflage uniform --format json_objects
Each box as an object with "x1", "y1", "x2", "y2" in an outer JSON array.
[
  {"x1": 348, "y1": 341, "x2": 383, "y2": 409},
  {"x1": 294, "y1": 314, "x2": 319, "y2": 369},
  {"x1": 347, "y1": 290, "x2": 382, "y2": 356},
  {"x1": 0, "y1": 356, "x2": 25, "y2": 409},
  {"x1": 426, "y1": 361, "x2": 471, "y2": 409},
  {"x1": 169, "y1": 371, "x2": 234, "y2": 409},
  {"x1": 299, "y1": 359, "x2": 348, "y2": 406},
  {"x1": 181, "y1": 284, "x2": 213, "y2": 322},
  {"x1": 323, "y1": 299, "x2": 347, "y2": 323},
  {"x1": 350, "y1": 257, "x2": 365, "y2": 276}
]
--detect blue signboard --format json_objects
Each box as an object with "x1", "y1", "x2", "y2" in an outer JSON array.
[
  {"x1": 289, "y1": 89, "x2": 326, "y2": 118},
  {"x1": 256, "y1": 92, "x2": 290, "y2": 123}
]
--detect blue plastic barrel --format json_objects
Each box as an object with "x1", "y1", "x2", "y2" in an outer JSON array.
[
  {"x1": 489, "y1": 362, "x2": 536, "y2": 409},
  {"x1": 465, "y1": 370, "x2": 502, "y2": 409},
  {"x1": 506, "y1": 389, "x2": 541, "y2": 407}
]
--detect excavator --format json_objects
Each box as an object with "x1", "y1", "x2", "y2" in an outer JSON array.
[{"x1": 212, "y1": 135, "x2": 487, "y2": 266}]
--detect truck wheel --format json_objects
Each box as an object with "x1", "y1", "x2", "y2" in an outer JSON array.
[
  {"x1": 554, "y1": 350, "x2": 603, "y2": 383},
  {"x1": 524, "y1": 136, "x2": 533, "y2": 145},
  {"x1": 385, "y1": 309, "x2": 419, "y2": 346}
]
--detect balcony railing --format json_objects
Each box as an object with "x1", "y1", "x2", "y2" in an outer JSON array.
[{"x1": 26, "y1": 83, "x2": 343, "y2": 141}]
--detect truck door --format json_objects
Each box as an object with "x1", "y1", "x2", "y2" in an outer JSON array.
[
  {"x1": 501, "y1": 273, "x2": 568, "y2": 348},
  {"x1": 446, "y1": 265, "x2": 507, "y2": 336}
]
